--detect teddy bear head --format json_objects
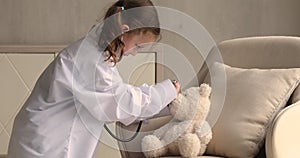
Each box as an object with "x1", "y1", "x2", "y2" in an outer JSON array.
[{"x1": 169, "y1": 83, "x2": 211, "y2": 122}]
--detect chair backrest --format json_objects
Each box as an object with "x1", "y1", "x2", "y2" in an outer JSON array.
[
  {"x1": 116, "y1": 36, "x2": 300, "y2": 158},
  {"x1": 198, "y1": 36, "x2": 300, "y2": 84}
]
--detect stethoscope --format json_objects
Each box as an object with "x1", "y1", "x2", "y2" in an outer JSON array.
[{"x1": 104, "y1": 121, "x2": 143, "y2": 142}]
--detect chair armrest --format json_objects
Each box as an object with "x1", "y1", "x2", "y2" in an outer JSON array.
[{"x1": 266, "y1": 102, "x2": 300, "y2": 158}]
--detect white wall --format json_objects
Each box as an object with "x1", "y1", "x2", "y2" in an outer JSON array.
[
  {"x1": 153, "y1": 0, "x2": 300, "y2": 44},
  {"x1": 0, "y1": 0, "x2": 113, "y2": 45},
  {"x1": 1, "y1": 0, "x2": 299, "y2": 45}
]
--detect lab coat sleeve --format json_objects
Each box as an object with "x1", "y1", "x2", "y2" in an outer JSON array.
[
  {"x1": 114, "y1": 79, "x2": 177, "y2": 125},
  {"x1": 86, "y1": 74, "x2": 176, "y2": 126},
  {"x1": 62, "y1": 49, "x2": 177, "y2": 126}
]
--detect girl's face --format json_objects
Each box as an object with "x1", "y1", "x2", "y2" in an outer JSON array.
[{"x1": 122, "y1": 32, "x2": 157, "y2": 56}]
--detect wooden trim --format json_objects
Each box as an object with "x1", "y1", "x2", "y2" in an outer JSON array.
[
  {"x1": 0, "y1": 45, "x2": 66, "y2": 53},
  {"x1": 137, "y1": 51, "x2": 157, "y2": 84}
]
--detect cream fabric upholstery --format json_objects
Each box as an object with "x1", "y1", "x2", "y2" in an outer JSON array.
[
  {"x1": 200, "y1": 36, "x2": 300, "y2": 158},
  {"x1": 116, "y1": 36, "x2": 300, "y2": 158},
  {"x1": 206, "y1": 62, "x2": 300, "y2": 158},
  {"x1": 266, "y1": 101, "x2": 300, "y2": 158}
]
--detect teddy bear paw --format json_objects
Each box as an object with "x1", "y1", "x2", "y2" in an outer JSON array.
[
  {"x1": 199, "y1": 83, "x2": 211, "y2": 97},
  {"x1": 178, "y1": 133, "x2": 201, "y2": 158},
  {"x1": 142, "y1": 135, "x2": 167, "y2": 158}
]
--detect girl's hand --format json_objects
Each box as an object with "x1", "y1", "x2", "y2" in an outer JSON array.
[{"x1": 172, "y1": 80, "x2": 181, "y2": 94}]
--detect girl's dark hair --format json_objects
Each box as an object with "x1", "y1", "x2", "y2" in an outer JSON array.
[{"x1": 99, "y1": 0, "x2": 160, "y2": 65}]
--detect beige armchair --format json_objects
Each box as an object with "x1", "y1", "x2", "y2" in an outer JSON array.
[{"x1": 116, "y1": 36, "x2": 300, "y2": 158}]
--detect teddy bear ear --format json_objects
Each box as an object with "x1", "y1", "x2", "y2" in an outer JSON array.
[{"x1": 199, "y1": 83, "x2": 211, "y2": 97}]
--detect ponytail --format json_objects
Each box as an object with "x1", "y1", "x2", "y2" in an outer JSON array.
[{"x1": 98, "y1": 0, "x2": 160, "y2": 65}]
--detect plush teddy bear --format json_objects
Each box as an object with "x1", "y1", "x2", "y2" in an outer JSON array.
[{"x1": 141, "y1": 83, "x2": 212, "y2": 158}]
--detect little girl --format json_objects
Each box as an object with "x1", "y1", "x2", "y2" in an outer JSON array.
[{"x1": 7, "y1": 0, "x2": 180, "y2": 158}]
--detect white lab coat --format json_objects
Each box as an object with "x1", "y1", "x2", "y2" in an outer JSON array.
[{"x1": 7, "y1": 39, "x2": 177, "y2": 158}]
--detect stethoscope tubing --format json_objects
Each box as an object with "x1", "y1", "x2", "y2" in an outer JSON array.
[{"x1": 104, "y1": 121, "x2": 143, "y2": 142}]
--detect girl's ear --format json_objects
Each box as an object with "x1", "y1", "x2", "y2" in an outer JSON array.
[{"x1": 121, "y1": 24, "x2": 130, "y2": 33}]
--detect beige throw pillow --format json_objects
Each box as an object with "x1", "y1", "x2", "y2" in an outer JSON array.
[{"x1": 206, "y1": 62, "x2": 300, "y2": 158}]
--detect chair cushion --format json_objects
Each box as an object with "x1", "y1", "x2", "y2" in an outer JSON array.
[{"x1": 205, "y1": 62, "x2": 300, "y2": 158}]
